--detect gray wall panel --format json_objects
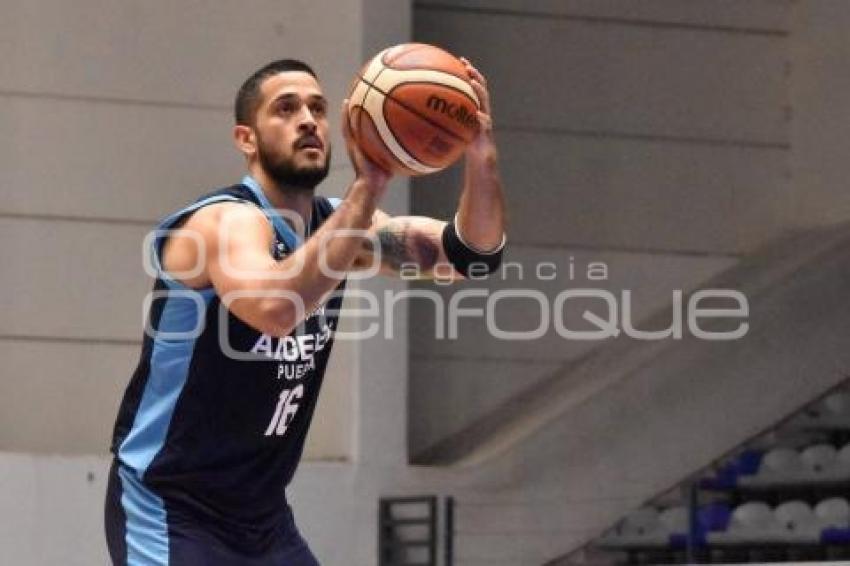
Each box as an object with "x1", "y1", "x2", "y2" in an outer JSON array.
[
  {"x1": 414, "y1": 132, "x2": 788, "y2": 253},
  {"x1": 0, "y1": 93, "x2": 352, "y2": 221},
  {"x1": 0, "y1": 96, "x2": 241, "y2": 220},
  {"x1": 1, "y1": 0, "x2": 362, "y2": 108},
  {"x1": 409, "y1": 359, "x2": 560, "y2": 456},
  {"x1": 415, "y1": 0, "x2": 791, "y2": 30},
  {"x1": 0, "y1": 341, "x2": 137, "y2": 453},
  {"x1": 790, "y1": 0, "x2": 850, "y2": 227},
  {"x1": 415, "y1": 9, "x2": 788, "y2": 142},
  {"x1": 0, "y1": 219, "x2": 151, "y2": 340}
]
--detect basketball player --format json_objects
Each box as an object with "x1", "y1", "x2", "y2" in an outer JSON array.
[{"x1": 105, "y1": 58, "x2": 505, "y2": 565}]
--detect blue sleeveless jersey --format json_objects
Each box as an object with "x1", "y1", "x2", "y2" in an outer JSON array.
[{"x1": 110, "y1": 177, "x2": 344, "y2": 556}]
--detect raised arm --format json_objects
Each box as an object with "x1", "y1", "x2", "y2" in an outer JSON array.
[{"x1": 354, "y1": 57, "x2": 506, "y2": 280}]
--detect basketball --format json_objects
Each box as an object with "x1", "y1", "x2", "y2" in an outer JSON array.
[{"x1": 346, "y1": 43, "x2": 481, "y2": 176}]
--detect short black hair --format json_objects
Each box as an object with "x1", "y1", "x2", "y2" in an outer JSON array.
[{"x1": 234, "y1": 59, "x2": 318, "y2": 126}]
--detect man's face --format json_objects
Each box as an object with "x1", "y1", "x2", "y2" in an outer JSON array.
[{"x1": 252, "y1": 71, "x2": 331, "y2": 190}]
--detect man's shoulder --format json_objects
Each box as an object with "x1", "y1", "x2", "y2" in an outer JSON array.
[
  {"x1": 192, "y1": 182, "x2": 258, "y2": 207},
  {"x1": 157, "y1": 183, "x2": 263, "y2": 235}
]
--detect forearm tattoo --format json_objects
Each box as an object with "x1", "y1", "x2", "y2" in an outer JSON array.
[{"x1": 373, "y1": 220, "x2": 440, "y2": 273}]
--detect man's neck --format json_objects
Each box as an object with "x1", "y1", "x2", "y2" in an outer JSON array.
[{"x1": 249, "y1": 166, "x2": 315, "y2": 239}]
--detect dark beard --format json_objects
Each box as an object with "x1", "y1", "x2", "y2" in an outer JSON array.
[{"x1": 258, "y1": 145, "x2": 331, "y2": 192}]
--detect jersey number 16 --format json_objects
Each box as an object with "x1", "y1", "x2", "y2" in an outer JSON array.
[{"x1": 264, "y1": 384, "x2": 304, "y2": 436}]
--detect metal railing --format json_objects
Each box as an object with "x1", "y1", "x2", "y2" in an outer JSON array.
[{"x1": 378, "y1": 495, "x2": 455, "y2": 566}]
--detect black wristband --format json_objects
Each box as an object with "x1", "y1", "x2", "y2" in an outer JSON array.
[{"x1": 441, "y1": 221, "x2": 505, "y2": 277}]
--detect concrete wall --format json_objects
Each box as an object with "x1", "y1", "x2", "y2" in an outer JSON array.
[
  {"x1": 0, "y1": 454, "x2": 110, "y2": 565},
  {"x1": 408, "y1": 0, "x2": 794, "y2": 458}
]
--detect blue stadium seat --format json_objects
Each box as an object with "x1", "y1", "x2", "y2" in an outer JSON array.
[
  {"x1": 698, "y1": 502, "x2": 732, "y2": 533},
  {"x1": 699, "y1": 449, "x2": 763, "y2": 489}
]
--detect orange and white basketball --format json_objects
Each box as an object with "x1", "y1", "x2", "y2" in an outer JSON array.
[{"x1": 346, "y1": 43, "x2": 481, "y2": 176}]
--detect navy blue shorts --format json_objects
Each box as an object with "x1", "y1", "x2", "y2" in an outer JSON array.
[{"x1": 105, "y1": 460, "x2": 319, "y2": 565}]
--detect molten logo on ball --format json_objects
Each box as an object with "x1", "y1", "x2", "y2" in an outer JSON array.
[{"x1": 426, "y1": 95, "x2": 477, "y2": 129}]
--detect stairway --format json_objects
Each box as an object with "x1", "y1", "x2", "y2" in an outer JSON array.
[{"x1": 425, "y1": 224, "x2": 850, "y2": 565}]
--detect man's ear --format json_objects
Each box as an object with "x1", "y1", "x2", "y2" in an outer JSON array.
[{"x1": 233, "y1": 124, "x2": 257, "y2": 157}]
